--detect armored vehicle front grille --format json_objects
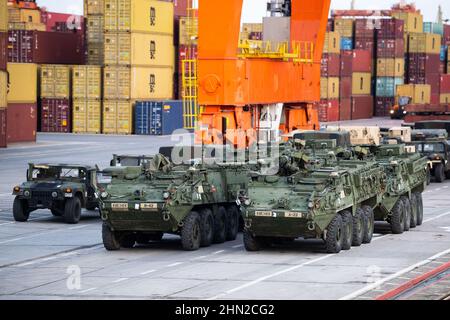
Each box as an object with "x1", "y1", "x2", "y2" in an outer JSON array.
[{"x1": 32, "y1": 191, "x2": 53, "y2": 200}]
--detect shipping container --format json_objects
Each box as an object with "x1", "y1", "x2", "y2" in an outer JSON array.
[
  {"x1": 334, "y1": 18, "x2": 354, "y2": 37},
  {"x1": 8, "y1": 8, "x2": 41, "y2": 24},
  {"x1": 72, "y1": 66, "x2": 102, "y2": 100},
  {"x1": 351, "y1": 73, "x2": 371, "y2": 95},
  {"x1": 376, "y1": 19, "x2": 404, "y2": 40},
  {"x1": 84, "y1": 0, "x2": 105, "y2": 15},
  {"x1": 340, "y1": 37, "x2": 353, "y2": 51},
  {"x1": 86, "y1": 15, "x2": 104, "y2": 43},
  {"x1": 72, "y1": 99, "x2": 102, "y2": 134},
  {"x1": 408, "y1": 33, "x2": 441, "y2": 54},
  {"x1": 0, "y1": 32, "x2": 6, "y2": 71},
  {"x1": 423, "y1": 22, "x2": 444, "y2": 36},
  {"x1": 441, "y1": 94, "x2": 450, "y2": 104},
  {"x1": 323, "y1": 32, "x2": 340, "y2": 54},
  {"x1": 407, "y1": 53, "x2": 440, "y2": 82},
  {"x1": 8, "y1": 30, "x2": 85, "y2": 64},
  {"x1": 376, "y1": 38, "x2": 404, "y2": 58},
  {"x1": 376, "y1": 77, "x2": 404, "y2": 97},
  {"x1": 425, "y1": 73, "x2": 440, "y2": 95},
  {"x1": 375, "y1": 97, "x2": 395, "y2": 117},
  {"x1": 87, "y1": 42, "x2": 104, "y2": 65},
  {"x1": 104, "y1": 0, "x2": 174, "y2": 34},
  {"x1": 396, "y1": 84, "x2": 431, "y2": 104},
  {"x1": 102, "y1": 100, "x2": 133, "y2": 134},
  {"x1": 0, "y1": 0, "x2": 7, "y2": 32},
  {"x1": 40, "y1": 65, "x2": 71, "y2": 99},
  {"x1": 0, "y1": 70, "x2": 6, "y2": 108},
  {"x1": 441, "y1": 46, "x2": 448, "y2": 62},
  {"x1": 7, "y1": 63, "x2": 38, "y2": 103},
  {"x1": 339, "y1": 77, "x2": 352, "y2": 99},
  {"x1": 104, "y1": 32, "x2": 175, "y2": 67},
  {"x1": 173, "y1": 0, "x2": 188, "y2": 17},
  {"x1": 318, "y1": 99, "x2": 339, "y2": 122},
  {"x1": 391, "y1": 12, "x2": 423, "y2": 33},
  {"x1": 354, "y1": 38, "x2": 374, "y2": 53},
  {"x1": 376, "y1": 58, "x2": 405, "y2": 77},
  {"x1": 135, "y1": 100, "x2": 183, "y2": 135},
  {"x1": 41, "y1": 10, "x2": 85, "y2": 32},
  {"x1": 0, "y1": 108, "x2": 5, "y2": 148},
  {"x1": 339, "y1": 98, "x2": 351, "y2": 121},
  {"x1": 40, "y1": 98, "x2": 71, "y2": 133},
  {"x1": 6, "y1": 103, "x2": 37, "y2": 143},
  {"x1": 320, "y1": 77, "x2": 339, "y2": 99},
  {"x1": 179, "y1": 16, "x2": 198, "y2": 46},
  {"x1": 441, "y1": 75, "x2": 450, "y2": 94},
  {"x1": 354, "y1": 19, "x2": 377, "y2": 39},
  {"x1": 351, "y1": 96, "x2": 373, "y2": 120},
  {"x1": 103, "y1": 66, "x2": 174, "y2": 100},
  {"x1": 340, "y1": 50, "x2": 372, "y2": 76},
  {"x1": 320, "y1": 53, "x2": 340, "y2": 77},
  {"x1": 8, "y1": 22, "x2": 46, "y2": 31},
  {"x1": 242, "y1": 23, "x2": 263, "y2": 33}
]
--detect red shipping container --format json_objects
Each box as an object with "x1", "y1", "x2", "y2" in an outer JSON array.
[
  {"x1": 340, "y1": 50, "x2": 372, "y2": 76},
  {"x1": 0, "y1": 109, "x2": 6, "y2": 148},
  {"x1": 40, "y1": 99, "x2": 71, "y2": 133},
  {"x1": 41, "y1": 11, "x2": 85, "y2": 33},
  {"x1": 354, "y1": 38, "x2": 375, "y2": 54},
  {"x1": 376, "y1": 39, "x2": 404, "y2": 58},
  {"x1": 340, "y1": 77, "x2": 352, "y2": 98},
  {"x1": 6, "y1": 103, "x2": 37, "y2": 143},
  {"x1": 408, "y1": 53, "x2": 440, "y2": 75},
  {"x1": 321, "y1": 53, "x2": 340, "y2": 77},
  {"x1": 339, "y1": 98, "x2": 351, "y2": 121},
  {"x1": 375, "y1": 97, "x2": 395, "y2": 117},
  {"x1": 355, "y1": 19, "x2": 376, "y2": 39},
  {"x1": 8, "y1": 30, "x2": 85, "y2": 64},
  {"x1": 318, "y1": 99, "x2": 339, "y2": 122},
  {"x1": 376, "y1": 19, "x2": 404, "y2": 40},
  {"x1": 431, "y1": 95, "x2": 440, "y2": 105},
  {"x1": 351, "y1": 96, "x2": 373, "y2": 120},
  {"x1": 444, "y1": 24, "x2": 450, "y2": 44},
  {"x1": 440, "y1": 75, "x2": 450, "y2": 94},
  {"x1": 0, "y1": 32, "x2": 6, "y2": 71},
  {"x1": 173, "y1": 0, "x2": 189, "y2": 17},
  {"x1": 425, "y1": 73, "x2": 440, "y2": 95},
  {"x1": 327, "y1": 19, "x2": 333, "y2": 32}
]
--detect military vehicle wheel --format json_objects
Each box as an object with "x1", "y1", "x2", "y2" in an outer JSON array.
[
  {"x1": 85, "y1": 202, "x2": 97, "y2": 211},
  {"x1": 325, "y1": 214, "x2": 344, "y2": 254},
  {"x1": 225, "y1": 205, "x2": 239, "y2": 241},
  {"x1": 434, "y1": 163, "x2": 446, "y2": 183},
  {"x1": 390, "y1": 199, "x2": 405, "y2": 234},
  {"x1": 446, "y1": 171, "x2": 450, "y2": 180},
  {"x1": 181, "y1": 211, "x2": 201, "y2": 251},
  {"x1": 51, "y1": 209, "x2": 62, "y2": 217},
  {"x1": 352, "y1": 209, "x2": 365, "y2": 247},
  {"x1": 199, "y1": 208, "x2": 214, "y2": 247},
  {"x1": 120, "y1": 234, "x2": 136, "y2": 248},
  {"x1": 213, "y1": 207, "x2": 227, "y2": 244},
  {"x1": 13, "y1": 197, "x2": 30, "y2": 222},
  {"x1": 362, "y1": 206, "x2": 374, "y2": 244},
  {"x1": 401, "y1": 197, "x2": 411, "y2": 232},
  {"x1": 341, "y1": 211, "x2": 353, "y2": 250},
  {"x1": 426, "y1": 167, "x2": 431, "y2": 185},
  {"x1": 243, "y1": 229, "x2": 262, "y2": 252},
  {"x1": 409, "y1": 194, "x2": 418, "y2": 229},
  {"x1": 414, "y1": 193, "x2": 424, "y2": 226},
  {"x1": 64, "y1": 197, "x2": 82, "y2": 224},
  {"x1": 102, "y1": 222, "x2": 121, "y2": 251}
]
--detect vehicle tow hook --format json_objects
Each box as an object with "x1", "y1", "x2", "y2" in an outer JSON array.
[
  {"x1": 307, "y1": 221, "x2": 315, "y2": 231},
  {"x1": 163, "y1": 212, "x2": 171, "y2": 222},
  {"x1": 245, "y1": 219, "x2": 252, "y2": 229}
]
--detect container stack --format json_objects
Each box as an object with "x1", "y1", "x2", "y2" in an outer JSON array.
[
  {"x1": 84, "y1": 0, "x2": 104, "y2": 65},
  {"x1": 0, "y1": 0, "x2": 7, "y2": 147},
  {"x1": 102, "y1": 0, "x2": 175, "y2": 135},
  {"x1": 440, "y1": 75, "x2": 450, "y2": 103},
  {"x1": 374, "y1": 18, "x2": 405, "y2": 116},
  {"x1": 72, "y1": 66, "x2": 102, "y2": 134},
  {"x1": 334, "y1": 18, "x2": 354, "y2": 50},
  {"x1": 7, "y1": 3, "x2": 45, "y2": 31},
  {"x1": 6, "y1": 63, "x2": 38, "y2": 143},
  {"x1": 39, "y1": 65, "x2": 72, "y2": 133}
]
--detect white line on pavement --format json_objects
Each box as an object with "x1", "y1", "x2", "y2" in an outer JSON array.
[
  {"x1": 424, "y1": 211, "x2": 450, "y2": 223},
  {"x1": 213, "y1": 250, "x2": 225, "y2": 254},
  {"x1": 191, "y1": 255, "x2": 208, "y2": 260},
  {"x1": 232, "y1": 245, "x2": 244, "y2": 249},
  {"x1": 339, "y1": 247, "x2": 450, "y2": 300},
  {"x1": 140, "y1": 269, "x2": 156, "y2": 275},
  {"x1": 167, "y1": 262, "x2": 183, "y2": 267},
  {"x1": 112, "y1": 278, "x2": 128, "y2": 283},
  {"x1": 79, "y1": 287, "x2": 97, "y2": 294},
  {"x1": 69, "y1": 225, "x2": 89, "y2": 230}
]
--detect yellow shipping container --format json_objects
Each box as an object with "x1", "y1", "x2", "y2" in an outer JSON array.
[
  {"x1": 179, "y1": 16, "x2": 198, "y2": 45},
  {"x1": 391, "y1": 12, "x2": 423, "y2": 33},
  {"x1": 7, "y1": 63, "x2": 38, "y2": 103},
  {"x1": 396, "y1": 84, "x2": 414, "y2": 99},
  {"x1": 40, "y1": 65, "x2": 71, "y2": 99},
  {"x1": 8, "y1": 7, "x2": 20, "y2": 22},
  {"x1": 334, "y1": 18, "x2": 353, "y2": 37},
  {"x1": 320, "y1": 77, "x2": 339, "y2": 99},
  {"x1": 376, "y1": 59, "x2": 405, "y2": 77},
  {"x1": 242, "y1": 23, "x2": 263, "y2": 33},
  {"x1": 104, "y1": 32, "x2": 174, "y2": 67},
  {"x1": 104, "y1": 0, "x2": 174, "y2": 35},
  {"x1": 352, "y1": 73, "x2": 372, "y2": 95},
  {"x1": 440, "y1": 94, "x2": 450, "y2": 104},
  {"x1": 103, "y1": 66, "x2": 174, "y2": 100},
  {"x1": 408, "y1": 33, "x2": 441, "y2": 54},
  {"x1": 19, "y1": 8, "x2": 41, "y2": 23},
  {"x1": 72, "y1": 66, "x2": 102, "y2": 100},
  {"x1": 396, "y1": 84, "x2": 431, "y2": 104},
  {"x1": 84, "y1": 0, "x2": 104, "y2": 15},
  {"x1": 323, "y1": 32, "x2": 341, "y2": 54},
  {"x1": 0, "y1": 0, "x2": 7, "y2": 32},
  {"x1": 0, "y1": 71, "x2": 7, "y2": 108},
  {"x1": 8, "y1": 22, "x2": 46, "y2": 31},
  {"x1": 102, "y1": 100, "x2": 133, "y2": 134},
  {"x1": 87, "y1": 43, "x2": 104, "y2": 65},
  {"x1": 73, "y1": 99, "x2": 102, "y2": 134},
  {"x1": 86, "y1": 15, "x2": 104, "y2": 43}
]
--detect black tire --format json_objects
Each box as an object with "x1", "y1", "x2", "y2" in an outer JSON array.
[
  {"x1": 102, "y1": 222, "x2": 121, "y2": 251},
  {"x1": 243, "y1": 229, "x2": 262, "y2": 252},
  {"x1": 390, "y1": 199, "x2": 405, "y2": 234},
  {"x1": 341, "y1": 211, "x2": 353, "y2": 251},
  {"x1": 401, "y1": 197, "x2": 411, "y2": 232},
  {"x1": 120, "y1": 234, "x2": 136, "y2": 248},
  {"x1": 199, "y1": 208, "x2": 214, "y2": 247},
  {"x1": 415, "y1": 192, "x2": 424, "y2": 226},
  {"x1": 426, "y1": 166, "x2": 431, "y2": 185},
  {"x1": 13, "y1": 197, "x2": 30, "y2": 222},
  {"x1": 181, "y1": 211, "x2": 201, "y2": 251},
  {"x1": 213, "y1": 206, "x2": 227, "y2": 244},
  {"x1": 362, "y1": 206, "x2": 374, "y2": 244},
  {"x1": 225, "y1": 205, "x2": 239, "y2": 241},
  {"x1": 446, "y1": 170, "x2": 450, "y2": 180},
  {"x1": 434, "y1": 163, "x2": 446, "y2": 183},
  {"x1": 352, "y1": 208, "x2": 365, "y2": 247},
  {"x1": 85, "y1": 202, "x2": 97, "y2": 211},
  {"x1": 51, "y1": 208, "x2": 62, "y2": 217},
  {"x1": 325, "y1": 214, "x2": 344, "y2": 254},
  {"x1": 64, "y1": 197, "x2": 82, "y2": 224}
]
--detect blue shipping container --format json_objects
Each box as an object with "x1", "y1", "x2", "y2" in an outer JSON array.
[
  {"x1": 441, "y1": 45, "x2": 448, "y2": 62},
  {"x1": 134, "y1": 100, "x2": 184, "y2": 136},
  {"x1": 340, "y1": 37, "x2": 353, "y2": 51},
  {"x1": 423, "y1": 22, "x2": 444, "y2": 36},
  {"x1": 376, "y1": 77, "x2": 404, "y2": 97}
]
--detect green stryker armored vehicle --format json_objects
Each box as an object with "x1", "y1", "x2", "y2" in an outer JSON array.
[
  {"x1": 241, "y1": 133, "x2": 387, "y2": 254},
  {"x1": 12, "y1": 164, "x2": 99, "y2": 224},
  {"x1": 99, "y1": 153, "x2": 249, "y2": 251},
  {"x1": 109, "y1": 154, "x2": 155, "y2": 167}
]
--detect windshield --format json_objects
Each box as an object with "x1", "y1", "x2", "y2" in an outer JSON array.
[
  {"x1": 417, "y1": 143, "x2": 445, "y2": 153},
  {"x1": 30, "y1": 167, "x2": 85, "y2": 181},
  {"x1": 96, "y1": 172, "x2": 112, "y2": 189}
]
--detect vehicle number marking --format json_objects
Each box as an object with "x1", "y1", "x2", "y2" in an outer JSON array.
[
  {"x1": 141, "y1": 203, "x2": 158, "y2": 210},
  {"x1": 112, "y1": 203, "x2": 128, "y2": 210},
  {"x1": 285, "y1": 212, "x2": 303, "y2": 218},
  {"x1": 255, "y1": 211, "x2": 272, "y2": 217}
]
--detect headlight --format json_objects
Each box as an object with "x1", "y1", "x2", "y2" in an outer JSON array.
[
  {"x1": 52, "y1": 192, "x2": 58, "y2": 198},
  {"x1": 244, "y1": 199, "x2": 251, "y2": 206},
  {"x1": 13, "y1": 186, "x2": 20, "y2": 193},
  {"x1": 390, "y1": 110, "x2": 394, "y2": 114},
  {"x1": 163, "y1": 191, "x2": 170, "y2": 200},
  {"x1": 101, "y1": 192, "x2": 108, "y2": 199},
  {"x1": 64, "y1": 188, "x2": 72, "y2": 193},
  {"x1": 24, "y1": 190, "x2": 30, "y2": 197}
]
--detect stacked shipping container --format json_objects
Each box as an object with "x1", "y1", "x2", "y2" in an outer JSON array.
[
  {"x1": 85, "y1": 0, "x2": 104, "y2": 65},
  {"x1": 0, "y1": 0, "x2": 7, "y2": 147}
]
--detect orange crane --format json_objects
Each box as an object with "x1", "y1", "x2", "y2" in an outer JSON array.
[{"x1": 196, "y1": 0, "x2": 331, "y2": 148}]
